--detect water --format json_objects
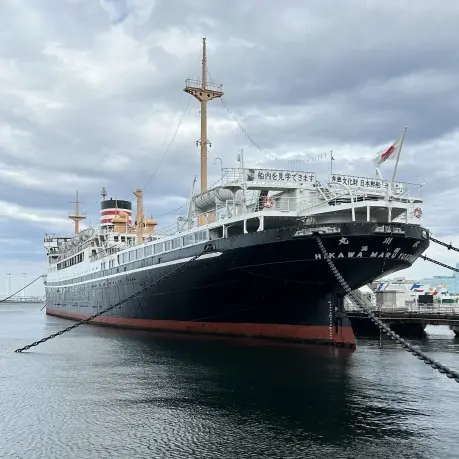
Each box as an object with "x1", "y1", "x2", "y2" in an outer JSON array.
[{"x1": 1, "y1": 304, "x2": 458, "y2": 458}]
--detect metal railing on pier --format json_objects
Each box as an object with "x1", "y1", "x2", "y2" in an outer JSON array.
[{"x1": 345, "y1": 300, "x2": 459, "y2": 316}]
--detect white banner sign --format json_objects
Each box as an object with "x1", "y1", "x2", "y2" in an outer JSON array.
[
  {"x1": 246, "y1": 169, "x2": 316, "y2": 185},
  {"x1": 329, "y1": 174, "x2": 404, "y2": 192}
]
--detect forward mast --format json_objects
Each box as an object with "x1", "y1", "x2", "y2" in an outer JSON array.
[
  {"x1": 69, "y1": 190, "x2": 86, "y2": 235},
  {"x1": 184, "y1": 37, "x2": 224, "y2": 194}
]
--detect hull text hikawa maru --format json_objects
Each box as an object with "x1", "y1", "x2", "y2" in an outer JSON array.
[{"x1": 43, "y1": 39, "x2": 430, "y2": 347}]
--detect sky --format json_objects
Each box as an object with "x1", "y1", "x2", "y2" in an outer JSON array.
[{"x1": 1, "y1": 0, "x2": 459, "y2": 296}]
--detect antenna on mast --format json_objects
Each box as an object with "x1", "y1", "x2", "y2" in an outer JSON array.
[
  {"x1": 69, "y1": 190, "x2": 86, "y2": 235},
  {"x1": 184, "y1": 38, "x2": 224, "y2": 194},
  {"x1": 101, "y1": 187, "x2": 107, "y2": 201}
]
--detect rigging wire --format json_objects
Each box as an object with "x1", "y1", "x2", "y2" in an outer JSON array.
[
  {"x1": 206, "y1": 69, "x2": 326, "y2": 164},
  {"x1": 1, "y1": 274, "x2": 44, "y2": 304},
  {"x1": 206, "y1": 68, "x2": 389, "y2": 175},
  {"x1": 153, "y1": 203, "x2": 188, "y2": 219},
  {"x1": 206, "y1": 68, "x2": 268, "y2": 156},
  {"x1": 143, "y1": 94, "x2": 192, "y2": 191},
  {"x1": 152, "y1": 176, "x2": 225, "y2": 221}
]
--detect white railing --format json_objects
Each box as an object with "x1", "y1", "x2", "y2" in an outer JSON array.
[
  {"x1": 345, "y1": 302, "x2": 459, "y2": 316},
  {"x1": 218, "y1": 168, "x2": 422, "y2": 199},
  {"x1": 328, "y1": 176, "x2": 423, "y2": 200},
  {"x1": 327, "y1": 184, "x2": 422, "y2": 203},
  {"x1": 185, "y1": 79, "x2": 223, "y2": 92},
  {"x1": 155, "y1": 197, "x2": 314, "y2": 236},
  {"x1": 0, "y1": 295, "x2": 44, "y2": 303},
  {"x1": 155, "y1": 184, "x2": 423, "y2": 237}
]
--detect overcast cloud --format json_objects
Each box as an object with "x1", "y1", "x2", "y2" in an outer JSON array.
[{"x1": 1, "y1": 0, "x2": 459, "y2": 295}]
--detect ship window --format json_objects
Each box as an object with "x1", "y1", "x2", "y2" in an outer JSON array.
[
  {"x1": 154, "y1": 243, "x2": 164, "y2": 254},
  {"x1": 121, "y1": 236, "x2": 125, "y2": 242},
  {"x1": 171, "y1": 238, "x2": 180, "y2": 250},
  {"x1": 129, "y1": 251, "x2": 135, "y2": 262},
  {"x1": 182, "y1": 234, "x2": 195, "y2": 246},
  {"x1": 114, "y1": 236, "x2": 119, "y2": 242},
  {"x1": 101, "y1": 262, "x2": 106, "y2": 270},
  {"x1": 136, "y1": 248, "x2": 143, "y2": 259},
  {"x1": 197, "y1": 230, "x2": 207, "y2": 242},
  {"x1": 145, "y1": 245, "x2": 153, "y2": 256},
  {"x1": 164, "y1": 241, "x2": 171, "y2": 251}
]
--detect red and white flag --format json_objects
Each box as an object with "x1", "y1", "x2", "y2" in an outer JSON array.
[{"x1": 373, "y1": 131, "x2": 405, "y2": 167}]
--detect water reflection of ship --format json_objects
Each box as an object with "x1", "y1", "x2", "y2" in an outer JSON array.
[{"x1": 108, "y1": 331, "x2": 422, "y2": 455}]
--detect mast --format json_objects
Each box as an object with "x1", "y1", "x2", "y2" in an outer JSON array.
[
  {"x1": 133, "y1": 188, "x2": 144, "y2": 245},
  {"x1": 184, "y1": 38, "x2": 224, "y2": 193},
  {"x1": 69, "y1": 190, "x2": 86, "y2": 235}
]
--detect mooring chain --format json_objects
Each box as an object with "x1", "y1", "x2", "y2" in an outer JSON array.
[
  {"x1": 430, "y1": 236, "x2": 459, "y2": 253},
  {"x1": 1, "y1": 274, "x2": 45, "y2": 305},
  {"x1": 14, "y1": 245, "x2": 216, "y2": 353},
  {"x1": 314, "y1": 235, "x2": 459, "y2": 384},
  {"x1": 420, "y1": 255, "x2": 459, "y2": 273}
]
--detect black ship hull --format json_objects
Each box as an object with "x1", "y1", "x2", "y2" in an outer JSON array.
[{"x1": 45, "y1": 222, "x2": 430, "y2": 347}]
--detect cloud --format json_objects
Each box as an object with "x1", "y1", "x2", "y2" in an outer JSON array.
[
  {"x1": 1, "y1": 0, "x2": 459, "y2": 296},
  {"x1": 99, "y1": 0, "x2": 156, "y2": 26},
  {"x1": 0, "y1": 200, "x2": 69, "y2": 228}
]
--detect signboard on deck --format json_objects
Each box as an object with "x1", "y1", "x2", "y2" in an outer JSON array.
[
  {"x1": 245, "y1": 169, "x2": 316, "y2": 186},
  {"x1": 329, "y1": 174, "x2": 404, "y2": 193}
]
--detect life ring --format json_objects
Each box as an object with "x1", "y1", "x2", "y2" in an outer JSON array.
[
  {"x1": 414, "y1": 207, "x2": 423, "y2": 219},
  {"x1": 262, "y1": 196, "x2": 274, "y2": 208}
]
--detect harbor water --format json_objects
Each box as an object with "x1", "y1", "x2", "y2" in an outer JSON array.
[{"x1": 1, "y1": 303, "x2": 458, "y2": 458}]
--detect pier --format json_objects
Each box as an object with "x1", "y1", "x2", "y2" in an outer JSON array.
[
  {"x1": 0, "y1": 296, "x2": 44, "y2": 304},
  {"x1": 1, "y1": 273, "x2": 44, "y2": 304},
  {"x1": 345, "y1": 302, "x2": 459, "y2": 337}
]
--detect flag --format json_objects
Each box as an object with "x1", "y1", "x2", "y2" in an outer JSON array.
[
  {"x1": 410, "y1": 283, "x2": 424, "y2": 291},
  {"x1": 373, "y1": 131, "x2": 405, "y2": 167}
]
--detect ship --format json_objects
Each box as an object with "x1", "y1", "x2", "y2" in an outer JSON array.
[{"x1": 43, "y1": 38, "x2": 430, "y2": 347}]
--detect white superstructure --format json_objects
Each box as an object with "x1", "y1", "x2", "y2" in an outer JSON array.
[{"x1": 44, "y1": 167, "x2": 425, "y2": 286}]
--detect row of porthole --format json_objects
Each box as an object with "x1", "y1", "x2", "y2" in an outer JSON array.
[
  {"x1": 52, "y1": 278, "x2": 139, "y2": 292},
  {"x1": 48, "y1": 246, "x2": 198, "y2": 287},
  {"x1": 48, "y1": 255, "x2": 171, "y2": 287}
]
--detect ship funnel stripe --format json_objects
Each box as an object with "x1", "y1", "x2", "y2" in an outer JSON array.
[
  {"x1": 100, "y1": 204, "x2": 133, "y2": 227},
  {"x1": 100, "y1": 218, "x2": 132, "y2": 225},
  {"x1": 100, "y1": 209, "x2": 132, "y2": 215},
  {"x1": 100, "y1": 214, "x2": 132, "y2": 222}
]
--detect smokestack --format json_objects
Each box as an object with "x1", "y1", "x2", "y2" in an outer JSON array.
[{"x1": 100, "y1": 199, "x2": 132, "y2": 228}]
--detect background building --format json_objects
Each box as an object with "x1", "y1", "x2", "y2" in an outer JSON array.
[{"x1": 418, "y1": 262, "x2": 459, "y2": 294}]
